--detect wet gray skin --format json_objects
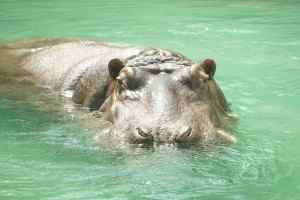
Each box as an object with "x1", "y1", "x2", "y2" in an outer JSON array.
[
  {"x1": 0, "y1": 39, "x2": 236, "y2": 147},
  {"x1": 99, "y1": 50, "x2": 236, "y2": 146}
]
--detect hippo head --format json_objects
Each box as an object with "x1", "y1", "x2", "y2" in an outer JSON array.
[{"x1": 99, "y1": 50, "x2": 235, "y2": 146}]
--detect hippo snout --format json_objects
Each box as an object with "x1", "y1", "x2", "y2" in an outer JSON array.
[{"x1": 134, "y1": 126, "x2": 193, "y2": 144}]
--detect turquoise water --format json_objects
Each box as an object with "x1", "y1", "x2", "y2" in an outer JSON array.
[{"x1": 1, "y1": 0, "x2": 300, "y2": 199}]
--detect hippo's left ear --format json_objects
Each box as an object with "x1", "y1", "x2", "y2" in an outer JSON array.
[
  {"x1": 200, "y1": 59, "x2": 216, "y2": 79},
  {"x1": 108, "y1": 58, "x2": 125, "y2": 79}
]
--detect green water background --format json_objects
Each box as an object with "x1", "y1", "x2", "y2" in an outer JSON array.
[{"x1": 0, "y1": 0, "x2": 300, "y2": 199}]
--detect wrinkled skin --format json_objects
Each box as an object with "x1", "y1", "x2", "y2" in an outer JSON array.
[{"x1": 0, "y1": 39, "x2": 235, "y2": 147}]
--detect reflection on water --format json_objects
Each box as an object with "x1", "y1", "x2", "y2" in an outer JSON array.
[{"x1": 1, "y1": 0, "x2": 300, "y2": 199}]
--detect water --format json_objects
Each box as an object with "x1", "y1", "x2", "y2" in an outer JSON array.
[{"x1": 1, "y1": 0, "x2": 300, "y2": 199}]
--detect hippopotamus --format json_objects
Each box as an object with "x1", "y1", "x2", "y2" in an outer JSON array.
[{"x1": 0, "y1": 39, "x2": 236, "y2": 146}]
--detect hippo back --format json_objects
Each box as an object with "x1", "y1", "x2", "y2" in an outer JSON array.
[{"x1": 20, "y1": 40, "x2": 144, "y2": 90}]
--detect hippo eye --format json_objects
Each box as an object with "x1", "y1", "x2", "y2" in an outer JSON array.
[
  {"x1": 117, "y1": 77, "x2": 141, "y2": 93},
  {"x1": 179, "y1": 75, "x2": 193, "y2": 89},
  {"x1": 116, "y1": 67, "x2": 143, "y2": 92},
  {"x1": 116, "y1": 78, "x2": 128, "y2": 92},
  {"x1": 180, "y1": 77, "x2": 191, "y2": 85},
  {"x1": 120, "y1": 77, "x2": 147, "y2": 92}
]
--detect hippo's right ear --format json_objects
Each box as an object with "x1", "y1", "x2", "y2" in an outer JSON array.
[
  {"x1": 200, "y1": 59, "x2": 216, "y2": 80},
  {"x1": 108, "y1": 58, "x2": 125, "y2": 79}
]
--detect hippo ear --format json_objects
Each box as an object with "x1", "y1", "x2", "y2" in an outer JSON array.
[
  {"x1": 191, "y1": 64, "x2": 209, "y2": 80},
  {"x1": 108, "y1": 58, "x2": 125, "y2": 79},
  {"x1": 200, "y1": 59, "x2": 216, "y2": 79}
]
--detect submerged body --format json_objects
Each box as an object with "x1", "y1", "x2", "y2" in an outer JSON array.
[{"x1": 0, "y1": 39, "x2": 235, "y2": 147}]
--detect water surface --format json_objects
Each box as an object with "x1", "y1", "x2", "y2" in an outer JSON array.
[{"x1": 1, "y1": 0, "x2": 300, "y2": 199}]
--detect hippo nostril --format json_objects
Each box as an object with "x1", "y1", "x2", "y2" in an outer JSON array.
[
  {"x1": 183, "y1": 127, "x2": 192, "y2": 137},
  {"x1": 136, "y1": 127, "x2": 153, "y2": 139},
  {"x1": 180, "y1": 127, "x2": 192, "y2": 139},
  {"x1": 175, "y1": 127, "x2": 192, "y2": 142}
]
